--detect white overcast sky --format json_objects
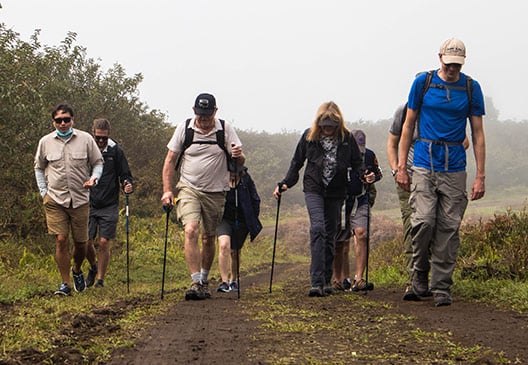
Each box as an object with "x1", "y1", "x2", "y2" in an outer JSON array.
[{"x1": 2, "y1": 1, "x2": 527, "y2": 132}]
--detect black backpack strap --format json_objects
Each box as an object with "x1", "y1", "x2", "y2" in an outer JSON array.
[
  {"x1": 466, "y1": 75, "x2": 473, "y2": 117},
  {"x1": 217, "y1": 119, "x2": 228, "y2": 155},
  {"x1": 416, "y1": 70, "x2": 434, "y2": 139},
  {"x1": 175, "y1": 118, "x2": 193, "y2": 171},
  {"x1": 175, "y1": 118, "x2": 231, "y2": 171}
]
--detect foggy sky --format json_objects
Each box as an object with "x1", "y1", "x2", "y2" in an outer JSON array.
[{"x1": 2, "y1": 0, "x2": 527, "y2": 132}]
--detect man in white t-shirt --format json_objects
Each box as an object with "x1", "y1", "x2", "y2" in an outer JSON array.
[{"x1": 161, "y1": 93, "x2": 245, "y2": 300}]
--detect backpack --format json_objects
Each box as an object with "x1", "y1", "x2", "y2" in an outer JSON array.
[
  {"x1": 415, "y1": 70, "x2": 473, "y2": 145},
  {"x1": 174, "y1": 118, "x2": 231, "y2": 171},
  {"x1": 419, "y1": 70, "x2": 473, "y2": 115}
]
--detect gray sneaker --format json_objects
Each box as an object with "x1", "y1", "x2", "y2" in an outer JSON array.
[
  {"x1": 434, "y1": 293, "x2": 452, "y2": 307},
  {"x1": 54, "y1": 282, "x2": 72, "y2": 296},
  {"x1": 185, "y1": 281, "x2": 207, "y2": 301},
  {"x1": 412, "y1": 270, "x2": 429, "y2": 297}
]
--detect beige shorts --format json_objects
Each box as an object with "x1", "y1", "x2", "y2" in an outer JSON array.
[
  {"x1": 176, "y1": 182, "x2": 225, "y2": 236},
  {"x1": 43, "y1": 194, "x2": 89, "y2": 242}
]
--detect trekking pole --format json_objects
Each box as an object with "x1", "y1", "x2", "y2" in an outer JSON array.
[
  {"x1": 269, "y1": 182, "x2": 283, "y2": 293},
  {"x1": 161, "y1": 201, "x2": 173, "y2": 300},
  {"x1": 125, "y1": 192, "x2": 130, "y2": 294},
  {"x1": 365, "y1": 184, "x2": 374, "y2": 292},
  {"x1": 232, "y1": 151, "x2": 241, "y2": 299}
]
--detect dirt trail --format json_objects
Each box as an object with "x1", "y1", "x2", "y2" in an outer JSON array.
[
  {"x1": 108, "y1": 265, "x2": 528, "y2": 364},
  {"x1": 107, "y1": 216, "x2": 528, "y2": 364}
]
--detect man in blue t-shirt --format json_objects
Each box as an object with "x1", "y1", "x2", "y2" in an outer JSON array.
[{"x1": 396, "y1": 38, "x2": 486, "y2": 307}]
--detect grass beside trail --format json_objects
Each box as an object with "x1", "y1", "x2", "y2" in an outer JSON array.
[
  {"x1": 0, "y1": 213, "x2": 298, "y2": 363},
  {"x1": 1, "y1": 205, "x2": 527, "y2": 363}
]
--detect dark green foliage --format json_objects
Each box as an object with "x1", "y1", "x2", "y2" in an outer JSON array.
[
  {"x1": 2, "y1": 22, "x2": 528, "y2": 239},
  {"x1": 459, "y1": 208, "x2": 528, "y2": 280},
  {"x1": 0, "y1": 26, "x2": 169, "y2": 235}
]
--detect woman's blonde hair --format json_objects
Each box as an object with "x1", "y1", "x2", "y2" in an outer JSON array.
[{"x1": 306, "y1": 101, "x2": 349, "y2": 142}]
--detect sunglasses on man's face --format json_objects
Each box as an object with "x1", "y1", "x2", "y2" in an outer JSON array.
[
  {"x1": 53, "y1": 117, "x2": 72, "y2": 124},
  {"x1": 94, "y1": 135, "x2": 109, "y2": 142}
]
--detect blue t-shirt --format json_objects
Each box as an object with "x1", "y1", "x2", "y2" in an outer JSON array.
[{"x1": 407, "y1": 70, "x2": 485, "y2": 172}]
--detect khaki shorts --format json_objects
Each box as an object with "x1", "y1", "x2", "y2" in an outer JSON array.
[
  {"x1": 176, "y1": 182, "x2": 225, "y2": 236},
  {"x1": 44, "y1": 194, "x2": 89, "y2": 242}
]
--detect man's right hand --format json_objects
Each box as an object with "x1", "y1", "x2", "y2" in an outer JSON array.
[
  {"x1": 396, "y1": 170, "x2": 411, "y2": 192},
  {"x1": 161, "y1": 191, "x2": 174, "y2": 209}
]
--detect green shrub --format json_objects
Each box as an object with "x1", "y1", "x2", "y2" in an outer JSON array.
[{"x1": 459, "y1": 207, "x2": 528, "y2": 280}]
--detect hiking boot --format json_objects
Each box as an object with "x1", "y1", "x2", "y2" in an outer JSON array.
[
  {"x1": 229, "y1": 281, "x2": 239, "y2": 292},
  {"x1": 54, "y1": 283, "x2": 71, "y2": 296},
  {"x1": 343, "y1": 278, "x2": 352, "y2": 291},
  {"x1": 217, "y1": 282, "x2": 230, "y2": 293},
  {"x1": 202, "y1": 280, "x2": 212, "y2": 298},
  {"x1": 323, "y1": 283, "x2": 334, "y2": 295},
  {"x1": 72, "y1": 268, "x2": 86, "y2": 292},
  {"x1": 86, "y1": 263, "x2": 98, "y2": 288},
  {"x1": 308, "y1": 286, "x2": 324, "y2": 297},
  {"x1": 185, "y1": 281, "x2": 207, "y2": 301},
  {"x1": 95, "y1": 279, "x2": 104, "y2": 288},
  {"x1": 403, "y1": 285, "x2": 420, "y2": 301},
  {"x1": 434, "y1": 293, "x2": 452, "y2": 307},
  {"x1": 412, "y1": 270, "x2": 429, "y2": 297},
  {"x1": 351, "y1": 279, "x2": 368, "y2": 292}
]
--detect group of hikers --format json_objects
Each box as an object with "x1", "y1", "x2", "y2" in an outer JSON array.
[{"x1": 35, "y1": 37, "x2": 486, "y2": 307}]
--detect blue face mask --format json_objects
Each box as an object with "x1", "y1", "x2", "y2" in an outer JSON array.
[{"x1": 56, "y1": 128, "x2": 73, "y2": 137}]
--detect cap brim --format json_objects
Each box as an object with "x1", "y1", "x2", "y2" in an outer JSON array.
[
  {"x1": 442, "y1": 55, "x2": 465, "y2": 65},
  {"x1": 194, "y1": 108, "x2": 214, "y2": 116}
]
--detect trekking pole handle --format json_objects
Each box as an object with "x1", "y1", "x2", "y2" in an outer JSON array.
[{"x1": 162, "y1": 197, "x2": 178, "y2": 213}]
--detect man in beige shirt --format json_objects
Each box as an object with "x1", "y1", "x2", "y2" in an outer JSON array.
[
  {"x1": 34, "y1": 103, "x2": 104, "y2": 296},
  {"x1": 161, "y1": 93, "x2": 244, "y2": 300}
]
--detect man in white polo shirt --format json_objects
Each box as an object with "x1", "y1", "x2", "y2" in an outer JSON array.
[{"x1": 161, "y1": 93, "x2": 245, "y2": 300}]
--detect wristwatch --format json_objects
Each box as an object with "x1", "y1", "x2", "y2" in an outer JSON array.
[{"x1": 391, "y1": 169, "x2": 398, "y2": 177}]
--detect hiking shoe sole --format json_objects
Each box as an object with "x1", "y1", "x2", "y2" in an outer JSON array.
[
  {"x1": 434, "y1": 293, "x2": 453, "y2": 307},
  {"x1": 308, "y1": 287, "x2": 324, "y2": 297},
  {"x1": 185, "y1": 282, "x2": 207, "y2": 300},
  {"x1": 54, "y1": 283, "x2": 72, "y2": 296},
  {"x1": 217, "y1": 283, "x2": 231, "y2": 293},
  {"x1": 403, "y1": 286, "x2": 421, "y2": 301},
  {"x1": 185, "y1": 291, "x2": 207, "y2": 300}
]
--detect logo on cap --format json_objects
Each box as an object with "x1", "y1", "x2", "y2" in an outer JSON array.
[{"x1": 194, "y1": 93, "x2": 216, "y2": 116}]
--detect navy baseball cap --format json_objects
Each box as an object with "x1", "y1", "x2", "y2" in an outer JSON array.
[{"x1": 194, "y1": 93, "x2": 217, "y2": 116}]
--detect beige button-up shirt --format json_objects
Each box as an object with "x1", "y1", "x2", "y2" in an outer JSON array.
[{"x1": 34, "y1": 129, "x2": 104, "y2": 208}]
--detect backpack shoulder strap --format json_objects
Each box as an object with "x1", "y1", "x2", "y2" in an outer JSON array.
[
  {"x1": 175, "y1": 118, "x2": 193, "y2": 171},
  {"x1": 216, "y1": 119, "x2": 227, "y2": 153},
  {"x1": 466, "y1": 75, "x2": 473, "y2": 116},
  {"x1": 421, "y1": 70, "x2": 435, "y2": 102},
  {"x1": 182, "y1": 118, "x2": 193, "y2": 150}
]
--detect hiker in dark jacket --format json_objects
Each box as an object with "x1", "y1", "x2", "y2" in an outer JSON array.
[
  {"x1": 334, "y1": 130, "x2": 382, "y2": 293},
  {"x1": 86, "y1": 118, "x2": 134, "y2": 288},
  {"x1": 217, "y1": 167, "x2": 262, "y2": 292},
  {"x1": 274, "y1": 101, "x2": 362, "y2": 297}
]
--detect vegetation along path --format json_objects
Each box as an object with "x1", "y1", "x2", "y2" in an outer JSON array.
[{"x1": 2, "y1": 217, "x2": 527, "y2": 364}]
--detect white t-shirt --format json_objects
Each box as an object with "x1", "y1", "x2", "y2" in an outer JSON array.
[{"x1": 167, "y1": 118, "x2": 242, "y2": 192}]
